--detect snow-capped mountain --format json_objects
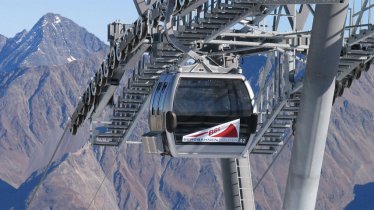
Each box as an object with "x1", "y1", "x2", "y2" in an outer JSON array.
[
  {"x1": 0, "y1": 13, "x2": 106, "y2": 71},
  {"x1": 0, "y1": 13, "x2": 107, "y2": 190}
]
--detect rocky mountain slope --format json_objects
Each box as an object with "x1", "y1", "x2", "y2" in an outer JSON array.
[
  {"x1": 0, "y1": 13, "x2": 373, "y2": 210},
  {"x1": 0, "y1": 13, "x2": 107, "y2": 190}
]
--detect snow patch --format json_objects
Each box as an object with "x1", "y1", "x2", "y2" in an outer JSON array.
[
  {"x1": 54, "y1": 16, "x2": 61, "y2": 24},
  {"x1": 15, "y1": 32, "x2": 27, "y2": 44},
  {"x1": 42, "y1": 20, "x2": 48, "y2": 27},
  {"x1": 37, "y1": 47, "x2": 45, "y2": 54},
  {"x1": 67, "y1": 56, "x2": 76, "y2": 63}
]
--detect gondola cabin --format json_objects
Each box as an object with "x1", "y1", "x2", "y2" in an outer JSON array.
[{"x1": 144, "y1": 72, "x2": 258, "y2": 158}]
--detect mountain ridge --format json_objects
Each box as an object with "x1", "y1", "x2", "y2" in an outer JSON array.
[{"x1": 0, "y1": 13, "x2": 107, "y2": 71}]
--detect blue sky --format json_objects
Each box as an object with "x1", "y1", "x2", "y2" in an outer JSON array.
[{"x1": 0, "y1": 0, "x2": 138, "y2": 43}]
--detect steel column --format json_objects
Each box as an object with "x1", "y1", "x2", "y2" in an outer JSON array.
[
  {"x1": 282, "y1": 2, "x2": 348, "y2": 210},
  {"x1": 221, "y1": 158, "x2": 255, "y2": 210}
]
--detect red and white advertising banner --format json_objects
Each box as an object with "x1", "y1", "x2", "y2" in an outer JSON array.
[{"x1": 182, "y1": 119, "x2": 240, "y2": 143}]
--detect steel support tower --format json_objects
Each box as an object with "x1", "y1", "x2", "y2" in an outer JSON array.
[{"x1": 282, "y1": 2, "x2": 349, "y2": 210}]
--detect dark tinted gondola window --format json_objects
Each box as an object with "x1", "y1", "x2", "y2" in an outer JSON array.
[{"x1": 173, "y1": 78, "x2": 252, "y2": 116}]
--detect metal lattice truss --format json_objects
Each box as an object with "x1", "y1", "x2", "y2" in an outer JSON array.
[{"x1": 69, "y1": 0, "x2": 373, "y2": 156}]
